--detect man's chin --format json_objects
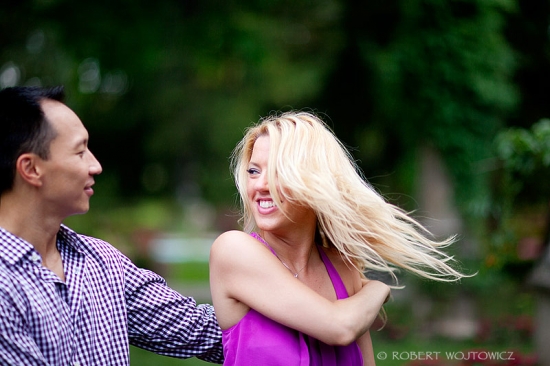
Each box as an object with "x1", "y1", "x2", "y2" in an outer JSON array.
[{"x1": 68, "y1": 206, "x2": 91, "y2": 217}]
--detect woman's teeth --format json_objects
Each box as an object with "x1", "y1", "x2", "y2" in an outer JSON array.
[{"x1": 259, "y1": 200, "x2": 275, "y2": 208}]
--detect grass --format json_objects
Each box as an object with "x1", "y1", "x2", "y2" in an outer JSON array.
[
  {"x1": 130, "y1": 346, "x2": 211, "y2": 365},
  {"x1": 169, "y1": 261, "x2": 210, "y2": 282}
]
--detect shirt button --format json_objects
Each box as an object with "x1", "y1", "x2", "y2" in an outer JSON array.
[
  {"x1": 30, "y1": 252, "x2": 41, "y2": 262},
  {"x1": 73, "y1": 362, "x2": 81, "y2": 366}
]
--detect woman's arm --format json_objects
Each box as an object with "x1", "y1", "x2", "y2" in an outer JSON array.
[
  {"x1": 209, "y1": 230, "x2": 389, "y2": 346},
  {"x1": 357, "y1": 331, "x2": 376, "y2": 366}
]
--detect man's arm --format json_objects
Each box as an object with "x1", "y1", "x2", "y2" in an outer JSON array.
[
  {"x1": 122, "y1": 256, "x2": 223, "y2": 363},
  {"x1": 0, "y1": 296, "x2": 49, "y2": 366}
]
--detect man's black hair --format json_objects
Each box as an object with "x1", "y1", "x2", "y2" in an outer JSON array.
[{"x1": 0, "y1": 86, "x2": 65, "y2": 195}]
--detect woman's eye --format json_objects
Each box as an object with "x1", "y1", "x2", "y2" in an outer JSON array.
[{"x1": 247, "y1": 168, "x2": 259, "y2": 175}]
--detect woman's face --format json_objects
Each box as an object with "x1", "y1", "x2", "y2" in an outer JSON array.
[{"x1": 246, "y1": 135, "x2": 316, "y2": 234}]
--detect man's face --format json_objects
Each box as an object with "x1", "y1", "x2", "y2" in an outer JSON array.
[{"x1": 37, "y1": 99, "x2": 102, "y2": 218}]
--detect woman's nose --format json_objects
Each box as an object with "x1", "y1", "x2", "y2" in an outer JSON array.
[{"x1": 255, "y1": 172, "x2": 269, "y2": 191}]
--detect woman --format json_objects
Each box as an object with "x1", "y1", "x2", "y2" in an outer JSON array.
[{"x1": 210, "y1": 111, "x2": 467, "y2": 365}]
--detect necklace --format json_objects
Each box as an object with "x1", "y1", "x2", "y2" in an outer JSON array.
[
  {"x1": 254, "y1": 233, "x2": 315, "y2": 278},
  {"x1": 274, "y1": 245, "x2": 314, "y2": 278}
]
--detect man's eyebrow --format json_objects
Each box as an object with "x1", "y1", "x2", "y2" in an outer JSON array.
[{"x1": 74, "y1": 138, "x2": 89, "y2": 148}]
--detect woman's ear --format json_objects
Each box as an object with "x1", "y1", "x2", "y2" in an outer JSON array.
[{"x1": 15, "y1": 153, "x2": 43, "y2": 188}]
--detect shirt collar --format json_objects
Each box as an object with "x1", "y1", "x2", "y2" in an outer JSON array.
[
  {"x1": 0, "y1": 224, "x2": 84, "y2": 265},
  {"x1": 0, "y1": 226, "x2": 35, "y2": 265},
  {"x1": 57, "y1": 224, "x2": 85, "y2": 252}
]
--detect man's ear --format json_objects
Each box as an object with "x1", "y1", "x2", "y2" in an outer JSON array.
[{"x1": 15, "y1": 153, "x2": 43, "y2": 187}]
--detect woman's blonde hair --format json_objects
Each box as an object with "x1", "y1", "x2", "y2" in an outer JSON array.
[{"x1": 232, "y1": 111, "x2": 466, "y2": 283}]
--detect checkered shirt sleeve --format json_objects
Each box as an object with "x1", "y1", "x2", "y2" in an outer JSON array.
[{"x1": 0, "y1": 226, "x2": 223, "y2": 365}]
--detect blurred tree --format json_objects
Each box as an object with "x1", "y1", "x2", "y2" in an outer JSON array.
[
  {"x1": 490, "y1": 119, "x2": 550, "y2": 274},
  {"x1": 2, "y1": 0, "x2": 545, "y2": 233},
  {"x1": 505, "y1": 0, "x2": 550, "y2": 129},
  {"x1": 481, "y1": 0, "x2": 550, "y2": 278},
  {"x1": 1, "y1": 0, "x2": 346, "y2": 207},
  {"x1": 312, "y1": 0, "x2": 519, "y2": 226}
]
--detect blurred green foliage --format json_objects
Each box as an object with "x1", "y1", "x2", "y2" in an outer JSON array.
[
  {"x1": 130, "y1": 346, "x2": 210, "y2": 365},
  {"x1": 357, "y1": 0, "x2": 518, "y2": 216},
  {"x1": 481, "y1": 119, "x2": 550, "y2": 276},
  {"x1": 5, "y1": 0, "x2": 550, "y2": 307},
  {"x1": 495, "y1": 119, "x2": 550, "y2": 177},
  {"x1": 2, "y1": 1, "x2": 550, "y2": 363},
  {"x1": 3, "y1": 0, "x2": 539, "y2": 215}
]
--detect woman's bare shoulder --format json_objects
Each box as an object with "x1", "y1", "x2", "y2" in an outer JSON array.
[
  {"x1": 213, "y1": 229, "x2": 250, "y2": 243},
  {"x1": 210, "y1": 230, "x2": 266, "y2": 263},
  {"x1": 212, "y1": 230, "x2": 256, "y2": 247}
]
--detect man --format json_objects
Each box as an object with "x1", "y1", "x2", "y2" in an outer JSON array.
[{"x1": 0, "y1": 86, "x2": 223, "y2": 365}]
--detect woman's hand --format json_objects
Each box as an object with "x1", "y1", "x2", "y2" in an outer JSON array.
[{"x1": 360, "y1": 279, "x2": 391, "y2": 303}]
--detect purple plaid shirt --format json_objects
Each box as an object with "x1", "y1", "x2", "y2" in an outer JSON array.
[{"x1": 0, "y1": 225, "x2": 223, "y2": 365}]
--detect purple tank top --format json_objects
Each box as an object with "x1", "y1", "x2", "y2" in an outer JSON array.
[{"x1": 221, "y1": 233, "x2": 363, "y2": 366}]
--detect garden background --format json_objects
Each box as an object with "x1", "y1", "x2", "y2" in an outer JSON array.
[{"x1": 2, "y1": 0, "x2": 550, "y2": 365}]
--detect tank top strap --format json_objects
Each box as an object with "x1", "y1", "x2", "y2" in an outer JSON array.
[
  {"x1": 250, "y1": 232, "x2": 278, "y2": 256},
  {"x1": 317, "y1": 246, "x2": 350, "y2": 300}
]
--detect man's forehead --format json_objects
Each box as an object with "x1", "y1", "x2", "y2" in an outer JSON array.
[
  {"x1": 40, "y1": 98, "x2": 67, "y2": 113},
  {"x1": 40, "y1": 99, "x2": 82, "y2": 127}
]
